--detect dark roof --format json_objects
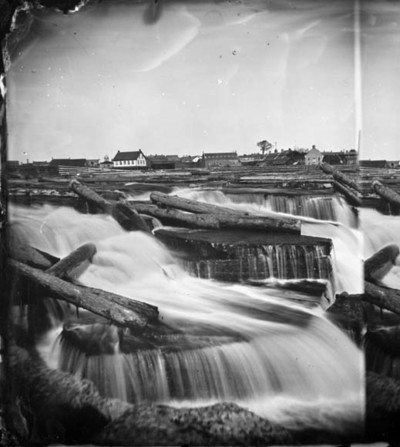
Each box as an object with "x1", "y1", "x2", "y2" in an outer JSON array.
[
  {"x1": 359, "y1": 160, "x2": 387, "y2": 168},
  {"x1": 113, "y1": 150, "x2": 145, "y2": 162},
  {"x1": 49, "y1": 158, "x2": 87, "y2": 167},
  {"x1": 203, "y1": 152, "x2": 238, "y2": 159},
  {"x1": 323, "y1": 154, "x2": 344, "y2": 164}
]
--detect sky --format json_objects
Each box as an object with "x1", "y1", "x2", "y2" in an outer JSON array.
[{"x1": 5, "y1": 0, "x2": 400, "y2": 162}]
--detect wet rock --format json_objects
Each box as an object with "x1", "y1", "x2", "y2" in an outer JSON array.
[
  {"x1": 94, "y1": 402, "x2": 293, "y2": 446},
  {"x1": 364, "y1": 325, "x2": 400, "y2": 379},
  {"x1": 8, "y1": 346, "x2": 110, "y2": 445},
  {"x1": 327, "y1": 293, "x2": 367, "y2": 345},
  {"x1": 366, "y1": 371, "x2": 400, "y2": 443},
  {"x1": 61, "y1": 322, "x2": 120, "y2": 355}
]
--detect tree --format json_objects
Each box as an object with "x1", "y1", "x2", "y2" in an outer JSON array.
[{"x1": 257, "y1": 140, "x2": 273, "y2": 155}]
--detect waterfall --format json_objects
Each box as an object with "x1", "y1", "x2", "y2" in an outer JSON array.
[
  {"x1": 175, "y1": 188, "x2": 362, "y2": 295},
  {"x1": 9, "y1": 203, "x2": 364, "y2": 434},
  {"x1": 176, "y1": 188, "x2": 358, "y2": 227}
]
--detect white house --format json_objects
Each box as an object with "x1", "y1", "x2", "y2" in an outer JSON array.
[
  {"x1": 112, "y1": 150, "x2": 147, "y2": 169},
  {"x1": 304, "y1": 145, "x2": 323, "y2": 166}
]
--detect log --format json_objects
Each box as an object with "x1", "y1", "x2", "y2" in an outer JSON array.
[
  {"x1": 333, "y1": 180, "x2": 361, "y2": 206},
  {"x1": 364, "y1": 244, "x2": 400, "y2": 282},
  {"x1": 70, "y1": 179, "x2": 111, "y2": 213},
  {"x1": 321, "y1": 163, "x2": 360, "y2": 192},
  {"x1": 372, "y1": 180, "x2": 400, "y2": 208},
  {"x1": 9, "y1": 260, "x2": 158, "y2": 330},
  {"x1": 150, "y1": 192, "x2": 239, "y2": 215},
  {"x1": 111, "y1": 202, "x2": 151, "y2": 233},
  {"x1": 9, "y1": 243, "x2": 58, "y2": 270},
  {"x1": 46, "y1": 242, "x2": 97, "y2": 279},
  {"x1": 130, "y1": 203, "x2": 301, "y2": 233},
  {"x1": 70, "y1": 180, "x2": 150, "y2": 233},
  {"x1": 363, "y1": 281, "x2": 400, "y2": 316}
]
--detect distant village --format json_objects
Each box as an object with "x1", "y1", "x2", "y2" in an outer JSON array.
[{"x1": 6, "y1": 143, "x2": 399, "y2": 177}]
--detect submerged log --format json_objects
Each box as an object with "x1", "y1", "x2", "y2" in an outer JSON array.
[
  {"x1": 46, "y1": 242, "x2": 97, "y2": 279},
  {"x1": 150, "y1": 192, "x2": 238, "y2": 215},
  {"x1": 364, "y1": 244, "x2": 400, "y2": 282},
  {"x1": 70, "y1": 180, "x2": 150, "y2": 233},
  {"x1": 9, "y1": 260, "x2": 158, "y2": 330},
  {"x1": 132, "y1": 202, "x2": 301, "y2": 233},
  {"x1": 372, "y1": 180, "x2": 400, "y2": 208},
  {"x1": 333, "y1": 180, "x2": 361, "y2": 207}
]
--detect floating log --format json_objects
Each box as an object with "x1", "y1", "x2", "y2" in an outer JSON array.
[
  {"x1": 45, "y1": 242, "x2": 97, "y2": 279},
  {"x1": 372, "y1": 180, "x2": 400, "y2": 208},
  {"x1": 364, "y1": 244, "x2": 400, "y2": 282},
  {"x1": 333, "y1": 180, "x2": 361, "y2": 206},
  {"x1": 70, "y1": 179, "x2": 111, "y2": 212},
  {"x1": 111, "y1": 202, "x2": 151, "y2": 233},
  {"x1": 150, "y1": 192, "x2": 239, "y2": 215},
  {"x1": 363, "y1": 281, "x2": 400, "y2": 316},
  {"x1": 9, "y1": 260, "x2": 158, "y2": 330},
  {"x1": 70, "y1": 180, "x2": 150, "y2": 233},
  {"x1": 132, "y1": 202, "x2": 301, "y2": 233},
  {"x1": 321, "y1": 163, "x2": 360, "y2": 192}
]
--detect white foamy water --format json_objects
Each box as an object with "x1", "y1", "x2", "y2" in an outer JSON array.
[
  {"x1": 361, "y1": 207, "x2": 400, "y2": 290},
  {"x1": 9, "y1": 203, "x2": 364, "y2": 434},
  {"x1": 175, "y1": 188, "x2": 363, "y2": 294}
]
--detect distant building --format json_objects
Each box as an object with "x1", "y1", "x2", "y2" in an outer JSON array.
[
  {"x1": 148, "y1": 155, "x2": 180, "y2": 170},
  {"x1": 261, "y1": 150, "x2": 304, "y2": 167},
  {"x1": 343, "y1": 150, "x2": 358, "y2": 165},
  {"x1": 359, "y1": 160, "x2": 387, "y2": 168},
  {"x1": 386, "y1": 160, "x2": 399, "y2": 169},
  {"x1": 112, "y1": 150, "x2": 147, "y2": 169},
  {"x1": 6, "y1": 160, "x2": 20, "y2": 170},
  {"x1": 322, "y1": 153, "x2": 344, "y2": 165},
  {"x1": 49, "y1": 158, "x2": 88, "y2": 176},
  {"x1": 99, "y1": 156, "x2": 113, "y2": 170},
  {"x1": 86, "y1": 159, "x2": 100, "y2": 168},
  {"x1": 202, "y1": 152, "x2": 240, "y2": 168},
  {"x1": 305, "y1": 146, "x2": 323, "y2": 166}
]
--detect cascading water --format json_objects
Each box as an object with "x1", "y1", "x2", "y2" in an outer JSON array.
[
  {"x1": 9, "y1": 203, "x2": 364, "y2": 434},
  {"x1": 175, "y1": 188, "x2": 363, "y2": 295},
  {"x1": 176, "y1": 188, "x2": 358, "y2": 227}
]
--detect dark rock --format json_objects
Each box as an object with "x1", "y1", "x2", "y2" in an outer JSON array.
[
  {"x1": 364, "y1": 326, "x2": 400, "y2": 380},
  {"x1": 327, "y1": 293, "x2": 367, "y2": 345},
  {"x1": 94, "y1": 402, "x2": 293, "y2": 446},
  {"x1": 8, "y1": 346, "x2": 110, "y2": 445},
  {"x1": 366, "y1": 371, "x2": 400, "y2": 443}
]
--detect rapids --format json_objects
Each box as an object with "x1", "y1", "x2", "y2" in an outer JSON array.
[{"x1": 9, "y1": 202, "x2": 364, "y2": 434}]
